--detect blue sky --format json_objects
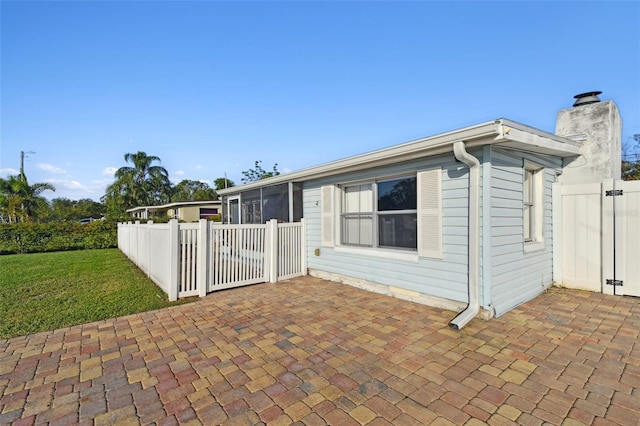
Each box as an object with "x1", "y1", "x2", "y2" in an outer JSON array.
[{"x1": 1, "y1": 1, "x2": 639, "y2": 201}]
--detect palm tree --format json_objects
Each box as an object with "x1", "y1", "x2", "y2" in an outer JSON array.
[
  {"x1": 146, "y1": 168, "x2": 172, "y2": 205},
  {"x1": 106, "y1": 151, "x2": 170, "y2": 210},
  {"x1": 0, "y1": 173, "x2": 55, "y2": 222}
]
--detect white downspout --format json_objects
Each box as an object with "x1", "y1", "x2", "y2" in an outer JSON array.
[{"x1": 449, "y1": 141, "x2": 481, "y2": 330}]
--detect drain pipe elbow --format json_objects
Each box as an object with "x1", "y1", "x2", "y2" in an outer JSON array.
[{"x1": 449, "y1": 141, "x2": 481, "y2": 330}]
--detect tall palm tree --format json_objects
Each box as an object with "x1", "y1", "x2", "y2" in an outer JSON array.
[
  {"x1": 0, "y1": 174, "x2": 55, "y2": 222},
  {"x1": 107, "y1": 151, "x2": 170, "y2": 209},
  {"x1": 146, "y1": 169, "x2": 172, "y2": 205}
]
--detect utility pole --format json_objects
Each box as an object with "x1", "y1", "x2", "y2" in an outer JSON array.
[{"x1": 20, "y1": 151, "x2": 35, "y2": 178}]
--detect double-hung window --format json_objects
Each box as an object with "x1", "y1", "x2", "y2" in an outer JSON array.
[
  {"x1": 342, "y1": 183, "x2": 374, "y2": 246},
  {"x1": 523, "y1": 161, "x2": 544, "y2": 249},
  {"x1": 341, "y1": 176, "x2": 417, "y2": 250},
  {"x1": 523, "y1": 168, "x2": 535, "y2": 242},
  {"x1": 322, "y1": 167, "x2": 441, "y2": 258}
]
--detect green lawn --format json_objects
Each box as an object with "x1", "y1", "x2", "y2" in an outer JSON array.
[{"x1": 0, "y1": 248, "x2": 195, "y2": 339}]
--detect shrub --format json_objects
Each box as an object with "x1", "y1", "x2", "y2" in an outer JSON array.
[
  {"x1": 207, "y1": 214, "x2": 222, "y2": 222},
  {"x1": 0, "y1": 221, "x2": 118, "y2": 255}
]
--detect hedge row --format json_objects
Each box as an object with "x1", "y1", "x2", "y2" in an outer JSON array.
[{"x1": 0, "y1": 221, "x2": 118, "y2": 255}]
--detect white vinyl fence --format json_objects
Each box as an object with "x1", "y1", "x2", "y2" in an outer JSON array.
[
  {"x1": 554, "y1": 179, "x2": 640, "y2": 297},
  {"x1": 118, "y1": 219, "x2": 306, "y2": 300}
]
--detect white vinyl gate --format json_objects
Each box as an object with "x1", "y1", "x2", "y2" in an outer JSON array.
[
  {"x1": 207, "y1": 222, "x2": 307, "y2": 292},
  {"x1": 118, "y1": 219, "x2": 306, "y2": 300},
  {"x1": 209, "y1": 224, "x2": 269, "y2": 291},
  {"x1": 555, "y1": 179, "x2": 640, "y2": 297}
]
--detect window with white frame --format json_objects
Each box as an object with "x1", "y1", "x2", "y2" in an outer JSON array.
[
  {"x1": 523, "y1": 162, "x2": 543, "y2": 244},
  {"x1": 321, "y1": 167, "x2": 441, "y2": 258},
  {"x1": 342, "y1": 183, "x2": 373, "y2": 246},
  {"x1": 341, "y1": 176, "x2": 417, "y2": 250}
]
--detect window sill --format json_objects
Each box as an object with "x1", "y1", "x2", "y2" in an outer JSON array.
[
  {"x1": 335, "y1": 245, "x2": 420, "y2": 263},
  {"x1": 524, "y1": 241, "x2": 545, "y2": 254}
]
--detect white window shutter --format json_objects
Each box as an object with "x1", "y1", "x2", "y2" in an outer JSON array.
[
  {"x1": 321, "y1": 185, "x2": 335, "y2": 247},
  {"x1": 417, "y1": 167, "x2": 442, "y2": 258}
]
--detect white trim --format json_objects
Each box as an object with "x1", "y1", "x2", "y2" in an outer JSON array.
[
  {"x1": 334, "y1": 245, "x2": 419, "y2": 263},
  {"x1": 227, "y1": 195, "x2": 240, "y2": 224},
  {"x1": 524, "y1": 241, "x2": 545, "y2": 253},
  {"x1": 552, "y1": 182, "x2": 562, "y2": 285},
  {"x1": 481, "y1": 145, "x2": 493, "y2": 311}
]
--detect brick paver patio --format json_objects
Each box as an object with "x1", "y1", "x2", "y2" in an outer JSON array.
[{"x1": 1, "y1": 275, "x2": 639, "y2": 425}]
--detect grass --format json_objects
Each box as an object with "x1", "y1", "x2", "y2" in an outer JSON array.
[{"x1": 0, "y1": 248, "x2": 195, "y2": 339}]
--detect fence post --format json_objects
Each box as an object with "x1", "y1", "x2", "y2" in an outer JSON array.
[
  {"x1": 602, "y1": 180, "x2": 614, "y2": 295},
  {"x1": 134, "y1": 221, "x2": 141, "y2": 266},
  {"x1": 552, "y1": 183, "x2": 562, "y2": 286},
  {"x1": 168, "y1": 219, "x2": 180, "y2": 301},
  {"x1": 198, "y1": 219, "x2": 209, "y2": 297},
  {"x1": 146, "y1": 221, "x2": 153, "y2": 278},
  {"x1": 128, "y1": 222, "x2": 134, "y2": 262},
  {"x1": 268, "y1": 219, "x2": 278, "y2": 283},
  {"x1": 301, "y1": 218, "x2": 307, "y2": 275},
  {"x1": 117, "y1": 222, "x2": 121, "y2": 250}
]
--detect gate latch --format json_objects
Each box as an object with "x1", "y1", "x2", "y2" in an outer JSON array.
[
  {"x1": 605, "y1": 190, "x2": 623, "y2": 196},
  {"x1": 606, "y1": 279, "x2": 623, "y2": 286}
]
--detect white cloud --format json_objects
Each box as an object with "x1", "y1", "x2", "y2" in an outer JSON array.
[
  {"x1": 66, "y1": 180, "x2": 87, "y2": 190},
  {"x1": 0, "y1": 167, "x2": 19, "y2": 177},
  {"x1": 37, "y1": 163, "x2": 67, "y2": 174},
  {"x1": 92, "y1": 177, "x2": 114, "y2": 185},
  {"x1": 102, "y1": 167, "x2": 117, "y2": 177},
  {"x1": 45, "y1": 178, "x2": 88, "y2": 191},
  {"x1": 43, "y1": 178, "x2": 105, "y2": 201},
  {"x1": 174, "y1": 170, "x2": 185, "y2": 176},
  {"x1": 199, "y1": 179, "x2": 212, "y2": 186},
  {"x1": 195, "y1": 165, "x2": 204, "y2": 170}
]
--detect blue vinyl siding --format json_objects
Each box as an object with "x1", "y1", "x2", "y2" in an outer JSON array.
[
  {"x1": 303, "y1": 153, "x2": 474, "y2": 303},
  {"x1": 490, "y1": 148, "x2": 561, "y2": 316}
]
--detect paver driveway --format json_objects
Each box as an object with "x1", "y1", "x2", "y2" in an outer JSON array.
[{"x1": 1, "y1": 276, "x2": 639, "y2": 425}]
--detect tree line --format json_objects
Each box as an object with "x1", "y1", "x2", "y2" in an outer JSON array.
[{"x1": 1, "y1": 151, "x2": 279, "y2": 223}]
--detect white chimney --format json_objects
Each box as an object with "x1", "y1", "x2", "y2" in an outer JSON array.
[{"x1": 556, "y1": 92, "x2": 622, "y2": 184}]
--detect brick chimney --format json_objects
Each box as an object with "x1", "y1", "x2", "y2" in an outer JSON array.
[{"x1": 556, "y1": 92, "x2": 622, "y2": 184}]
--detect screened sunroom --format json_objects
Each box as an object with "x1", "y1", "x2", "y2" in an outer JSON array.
[{"x1": 220, "y1": 182, "x2": 303, "y2": 224}]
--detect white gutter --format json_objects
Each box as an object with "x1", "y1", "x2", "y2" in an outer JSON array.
[{"x1": 449, "y1": 141, "x2": 481, "y2": 330}]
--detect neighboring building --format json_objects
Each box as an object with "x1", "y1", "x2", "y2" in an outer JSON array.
[
  {"x1": 127, "y1": 200, "x2": 222, "y2": 222},
  {"x1": 217, "y1": 93, "x2": 622, "y2": 327}
]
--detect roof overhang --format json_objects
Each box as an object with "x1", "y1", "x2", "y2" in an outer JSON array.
[
  {"x1": 218, "y1": 118, "x2": 581, "y2": 195},
  {"x1": 127, "y1": 200, "x2": 221, "y2": 214}
]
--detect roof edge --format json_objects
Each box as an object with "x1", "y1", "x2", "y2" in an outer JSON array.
[
  {"x1": 127, "y1": 200, "x2": 221, "y2": 213},
  {"x1": 218, "y1": 118, "x2": 580, "y2": 195},
  {"x1": 219, "y1": 120, "x2": 499, "y2": 194}
]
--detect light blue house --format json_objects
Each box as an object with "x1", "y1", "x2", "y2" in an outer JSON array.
[{"x1": 218, "y1": 94, "x2": 620, "y2": 328}]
